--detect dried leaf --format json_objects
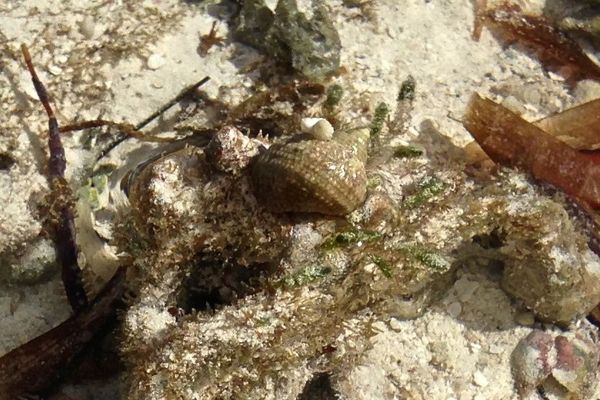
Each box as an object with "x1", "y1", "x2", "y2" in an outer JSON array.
[
  {"x1": 472, "y1": 0, "x2": 488, "y2": 41},
  {"x1": 463, "y1": 140, "x2": 497, "y2": 178},
  {"x1": 463, "y1": 93, "x2": 600, "y2": 208},
  {"x1": 534, "y1": 99, "x2": 600, "y2": 150}
]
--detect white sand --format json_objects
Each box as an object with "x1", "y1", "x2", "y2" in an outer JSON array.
[{"x1": 0, "y1": 1, "x2": 598, "y2": 399}]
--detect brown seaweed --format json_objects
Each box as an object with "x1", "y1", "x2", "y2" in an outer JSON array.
[
  {"x1": 0, "y1": 44, "x2": 124, "y2": 399},
  {"x1": 0, "y1": 267, "x2": 126, "y2": 399},
  {"x1": 198, "y1": 21, "x2": 224, "y2": 56},
  {"x1": 473, "y1": 2, "x2": 600, "y2": 82}
]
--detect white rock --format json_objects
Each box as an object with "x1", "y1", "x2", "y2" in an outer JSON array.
[
  {"x1": 454, "y1": 278, "x2": 479, "y2": 303},
  {"x1": 574, "y1": 79, "x2": 600, "y2": 104},
  {"x1": 48, "y1": 64, "x2": 62, "y2": 76},
  {"x1": 489, "y1": 344, "x2": 504, "y2": 354},
  {"x1": 21, "y1": 70, "x2": 40, "y2": 100},
  {"x1": 147, "y1": 53, "x2": 166, "y2": 70},
  {"x1": 446, "y1": 301, "x2": 462, "y2": 318},
  {"x1": 389, "y1": 317, "x2": 403, "y2": 331},
  {"x1": 79, "y1": 16, "x2": 96, "y2": 39},
  {"x1": 473, "y1": 371, "x2": 488, "y2": 387}
]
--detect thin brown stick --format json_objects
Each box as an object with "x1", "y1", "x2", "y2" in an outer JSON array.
[
  {"x1": 60, "y1": 119, "x2": 170, "y2": 142},
  {"x1": 136, "y1": 75, "x2": 210, "y2": 130},
  {"x1": 60, "y1": 76, "x2": 210, "y2": 160}
]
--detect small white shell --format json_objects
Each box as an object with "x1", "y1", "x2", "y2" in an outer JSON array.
[{"x1": 300, "y1": 117, "x2": 334, "y2": 141}]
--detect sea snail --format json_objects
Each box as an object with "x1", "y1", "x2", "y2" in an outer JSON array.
[{"x1": 250, "y1": 124, "x2": 370, "y2": 216}]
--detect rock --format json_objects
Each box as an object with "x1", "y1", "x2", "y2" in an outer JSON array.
[
  {"x1": 453, "y1": 277, "x2": 479, "y2": 302},
  {"x1": 445, "y1": 301, "x2": 462, "y2": 318},
  {"x1": 205, "y1": 126, "x2": 265, "y2": 176},
  {"x1": 233, "y1": 0, "x2": 274, "y2": 50},
  {"x1": 573, "y1": 79, "x2": 600, "y2": 104},
  {"x1": 513, "y1": 311, "x2": 535, "y2": 327},
  {"x1": 473, "y1": 371, "x2": 488, "y2": 387},
  {"x1": 234, "y1": 0, "x2": 341, "y2": 79},
  {"x1": 0, "y1": 238, "x2": 57, "y2": 285},
  {"x1": 498, "y1": 200, "x2": 600, "y2": 325},
  {"x1": 388, "y1": 317, "x2": 403, "y2": 331},
  {"x1": 147, "y1": 53, "x2": 165, "y2": 70},
  {"x1": 545, "y1": 0, "x2": 600, "y2": 46},
  {"x1": 512, "y1": 329, "x2": 600, "y2": 399},
  {"x1": 79, "y1": 16, "x2": 96, "y2": 39},
  {"x1": 560, "y1": 13, "x2": 600, "y2": 44}
]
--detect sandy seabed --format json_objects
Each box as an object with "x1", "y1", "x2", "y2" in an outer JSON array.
[{"x1": 1, "y1": 1, "x2": 599, "y2": 399}]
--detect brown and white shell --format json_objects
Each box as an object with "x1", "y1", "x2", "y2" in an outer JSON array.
[{"x1": 250, "y1": 128, "x2": 370, "y2": 216}]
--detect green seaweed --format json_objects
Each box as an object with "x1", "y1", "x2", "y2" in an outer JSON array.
[
  {"x1": 370, "y1": 102, "x2": 390, "y2": 141},
  {"x1": 281, "y1": 265, "x2": 332, "y2": 287},
  {"x1": 393, "y1": 145, "x2": 422, "y2": 159},
  {"x1": 401, "y1": 244, "x2": 451, "y2": 272},
  {"x1": 78, "y1": 173, "x2": 109, "y2": 210},
  {"x1": 321, "y1": 229, "x2": 382, "y2": 250},
  {"x1": 369, "y1": 254, "x2": 392, "y2": 278},
  {"x1": 403, "y1": 176, "x2": 446, "y2": 208},
  {"x1": 324, "y1": 84, "x2": 344, "y2": 110},
  {"x1": 91, "y1": 174, "x2": 108, "y2": 193},
  {"x1": 79, "y1": 182, "x2": 100, "y2": 210}
]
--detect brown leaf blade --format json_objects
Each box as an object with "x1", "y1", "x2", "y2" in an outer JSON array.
[
  {"x1": 0, "y1": 267, "x2": 125, "y2": 399},
  {"x1": 463, "y1": 93, "x2": 600, "y2": 209},
  {"x1": 534, "y1": 99, "x2": 600, "y2": 150}
]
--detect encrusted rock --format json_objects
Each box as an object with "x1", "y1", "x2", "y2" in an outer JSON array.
[
  {"x1": 234, "y1": 0, "x2": 341, "y2": 79},
  {"x1": 0, "y1": 238, "x2": 57, "y2": 285},
  {"x1": 512, "y1": 328, "x2": 600, "y2": 399},
  {"x1": 72, "y1": 85, "x2": 600, "y2": 400},
  {"x1": 125, "y1": 144, "x2": 290, "y2": 266},
  {"x1": 498, "y1": 200, "x2": 600, "y2": 324},
  {"x1": 205, "y1": 125, "x2": 266, "y2": 176}
]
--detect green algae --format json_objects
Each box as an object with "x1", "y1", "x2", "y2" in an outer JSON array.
[{"x1": 403, "y1": 176, "x2": 446, "y2": 209}]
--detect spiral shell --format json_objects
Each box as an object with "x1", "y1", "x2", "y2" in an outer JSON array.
[{"x1": 250, "y1": 128, "x2": 370, "y2": 215}]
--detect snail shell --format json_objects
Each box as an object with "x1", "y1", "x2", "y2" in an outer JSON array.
[{"x1": 250, "y1": 128, "x2": 369, "y2": 216}]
